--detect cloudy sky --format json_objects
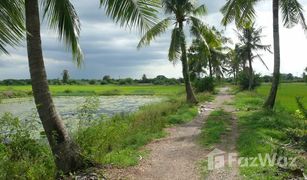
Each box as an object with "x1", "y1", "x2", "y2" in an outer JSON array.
[{"x1": 1, "y1": 0, "x2": 307, "y2": 80}]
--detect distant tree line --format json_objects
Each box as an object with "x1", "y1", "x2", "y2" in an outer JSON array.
[{"x1": 0, "y1": 74, "x2": 185, "y2": 86}]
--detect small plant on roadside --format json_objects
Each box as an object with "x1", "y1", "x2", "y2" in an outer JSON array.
[{"x1": 0, "y1": 113, "x2": 55, "y2": 179}]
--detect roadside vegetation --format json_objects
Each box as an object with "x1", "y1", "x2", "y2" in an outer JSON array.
[
  {"x1": 0, "y1": 84, "x2": 184, "y2": 98},
  {"x1": 0, "y1": 92, "x2": 212, "y2": 179},
  {"x1": 199, "y1": 109, "x2": 232, "y2": 148},
  {"x1": 1, "y1": 0, "x2": 307, "y2": 178},
  {"x1": 235, "y1": 91, "x2": 307, "y2": 179}
]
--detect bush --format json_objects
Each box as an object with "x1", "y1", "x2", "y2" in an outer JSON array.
[
  {"x1": 89, "y1": 80, "x2": 96, "y2": 85},
  {"x1": 0, "y1": 113, "x2": 55, "y2": 179},
  {"x1": 119, "y1": 78, "x2": 134, "y2": 85},
  {"x1": 237, "y1": 71, "x2": 261, "y2": 90},
  {"x1": 194, "y1": 77, "x2": 215, "y2": 92}
]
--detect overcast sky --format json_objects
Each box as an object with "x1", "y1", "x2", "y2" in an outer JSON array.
[{"x1": 1, "y1": 0, "x2": 307, "y2": 80}]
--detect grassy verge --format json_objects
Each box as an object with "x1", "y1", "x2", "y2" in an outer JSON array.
[
  {"x1": 0, "y1": 85, "x2": 184, "y2": 98},
  {"x1": 75, "y1": 93, "x2": 211, "y2": 167},
  {"x1": 0, "y1": 92, "x2": 212, "y2": 179},
  {"x1": 234, "y1": 91, "x2": 307, "y2": 179},
  {"x1": 199, "y1": 109, "x2": 232, "y2": 148}
]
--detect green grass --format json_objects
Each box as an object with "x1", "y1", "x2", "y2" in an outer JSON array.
[
  {"x1": 199, "y1": 109, "x2": 232, "y2": 148},
  {"x1": 256, "y1": 83, "x2": 307, "y2": 112},
  {"x1": 75, "y1": 93, "x2": 212, "y2": 167},
  {"x1": 0, "y1": 85, "x2": 184, "y2": 98},
  {"x1": 234, "y1": 91, "x2": 307, "y2": 179}
]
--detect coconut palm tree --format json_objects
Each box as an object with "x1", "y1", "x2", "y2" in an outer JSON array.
[
  {"x1": 221, "y1": 0, "x2": 307, "y2": 109},
  {"x1": 138, "y1": 0, "x2": 208, "y2": 104},
  {"x1": 2, "y1": 0, "x2": 159, "y2": 174},
  {"x1": 189, "y1": 25, "x2": 229, "y2": 79},
  {"x1": 227, "y1": 44, "x2": 245, "y2": 84},
  {"x1": 236, "y1": 23, "x2": 271, "y2": 90}
]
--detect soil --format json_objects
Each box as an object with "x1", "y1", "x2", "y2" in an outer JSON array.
[{"x1": 105, "y1": 87, "x2": 241, "y2": 180}]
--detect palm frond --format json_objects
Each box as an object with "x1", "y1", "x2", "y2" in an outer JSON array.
[
  {"x1": 100, "y1": 0, "x2": 160, "y2": 33},
  {"x1": 280, "y1": 0, "x2": 307, "y2": 30},
  {"x1": 255, "y1": 54, "x2": 269, "y2": 70},
  {"x1": 221, "y1": 0, "x2": 258, "y2": 27},
  {"x1": 169, "y1": 27, "x2": 182, "y2": 62},
  {"x1": 42, "y1": 0, "x2": 83, "y2": 66},
  {"x1": 192, "y1": 5, "x2": 207, "y2": 16},
  {"x1": 0, "y1": 0, "x2": 25, "y2": 54},
  {"x1": 137, "y1": 18, "x2": 171, "y2": 48}
]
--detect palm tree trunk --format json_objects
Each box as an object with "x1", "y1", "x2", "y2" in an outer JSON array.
[
  {"x1": 248, "y1": 51, "x2": 254, "y2": 90},
  {"x1": 179, "y1": 22, "x2": 197, "y2": 104},
  {"x1": 25, "y1": 0, "x2": 84, "y2": 174},
  {"x1": 264, "y1": 0, "x2": 280, "y2": 109}
]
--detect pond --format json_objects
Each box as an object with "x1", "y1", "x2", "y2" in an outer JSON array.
[{"x1": 0, "y1": 96, "x2": 162, "y2": 133}]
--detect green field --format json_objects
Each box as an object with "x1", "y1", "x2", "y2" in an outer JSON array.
[
  {"x1": 0, "y1": 85, "x2": 184, "y2": 97},
  {"x1": 256, "y1": 83, "x2": 307, "y2": 112}
]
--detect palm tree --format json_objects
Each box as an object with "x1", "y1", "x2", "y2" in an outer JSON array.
[
  {"x1": 221, "y1": 0, "x2": 307, "y2": 109},
  {"x1": 236, "y1": 23, "x2": 271, "y2": 90},
  {"x1": 2, "y1": 0, "x2": 159, "y2": 174},
  {"x1": 228, "y1": 44, "x2": 243, "y2": 84},
  {"x1": 138, "y1": 0, "x2": 208, "y2": 104},
  {"x1": 189, "y1": 25, "x2": 229, "y2": 79}
]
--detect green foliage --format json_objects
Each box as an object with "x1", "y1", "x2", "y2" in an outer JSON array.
[
  {"x1": 152, "y1": 75, "x2": 180, "y2": 85},
  {"x1": 295, "y1": 97, "x2": 307, "y2": 118},
  {"x1": 234, "y1": 91, "x2": 307, "y2": 179},
  {"x1": 77, "y1": 97, "x2": 100, "y2": 126},
  {"x1": 200, "y1": 110, "x2": 232, "y2": 147},
  {"x1": 62, "y1": 70, "x2": 70, "y2": 84},
  {"x1": 166, "y1": 105, "x2": 198, "y2": 124},
  {"x1": 0, "y1": 0, "x2": 25, "y2": 54},
  {"x1": 119, "y1": 78, "x2": 135, "y2": 85},
  {"x1": 0, "y1": 85, "x2": 184, "y2": 98},
  {"x1": 75, "y1": 94, "x2": 203, "y2": 167},
  {"x1": 194, "y1": 77, "x2": 215, "y2": 92},
  {"x1": 100, "y1": 0, "x2": 160, "y2": 34},
  {"x1": 256, "y1": 83, "x2": 307, "y2": 112},
  {"x1": 0, "y1": 113, "x2": 55, "y2": 179},
  {"x1": 89, "y1": 80, "x2": 96, "y2": 85},
  {"x1": 237, "y1": 70, "x2": 261, "y2": 90}
]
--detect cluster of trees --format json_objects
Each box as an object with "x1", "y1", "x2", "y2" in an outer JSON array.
[{"x1": 1, "y1": 0, "x2": 306, "y2": 175}]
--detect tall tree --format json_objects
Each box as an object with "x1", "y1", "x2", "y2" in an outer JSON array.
[
  {"x1": 62, "y1": 70, "x2": 70, "y2": 84},
  {"x1": 25, "y1": 0, "x2": 84, "y2": 173},
  {"x1": 227, "y1": 44, "x2": 243, "y2": 84},
  {"x1": 2, "y1": 0, "x2": 159, "y2": 174},
  {"x1": 138, "y1": 0, "x2": 208, "y2": 104},
  {"x1": 189, "y1": 25, "x2": 229, "y2": 79},
  {"x1": 236, "y1": 23, "x2": 271, "y2": 90},
  {"x1": 221, "y1": 0, "x2": 307, "y2": 109}
]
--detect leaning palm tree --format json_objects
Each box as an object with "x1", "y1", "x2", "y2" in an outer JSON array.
[
  {"x1": 236, "y1": 23, "x2": 271, "y2": 90},
  {"x1": 138, "y1": 0, "x2": 207, "y2": 103},
  {"x1": 221, "y1": 0, "x2": 307, "y2": 109},
  {"x1": 2, "y1": 0, "x2": 159, "y2": 174}
]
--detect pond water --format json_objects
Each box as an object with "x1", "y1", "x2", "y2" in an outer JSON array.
[{"x1": 0, "y1": 96, "x2": 162, "y2": 133}]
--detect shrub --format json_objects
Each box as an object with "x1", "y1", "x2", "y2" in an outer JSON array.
[
  {"x1": 119, "y1": 78, "x2": 134, "y2": 85},
  {"x1": 237, "y1": 71, "x2": 261, "y2": 90},
  {"x1": 89, "y1": 80, "x2": 96, "y2": 85},
  {"x1": 194, "y1": 77, "x2": 215, "y2": 92},
  {"x1": 0, "y1": 113, "x2": 55, "y2": 179}
]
